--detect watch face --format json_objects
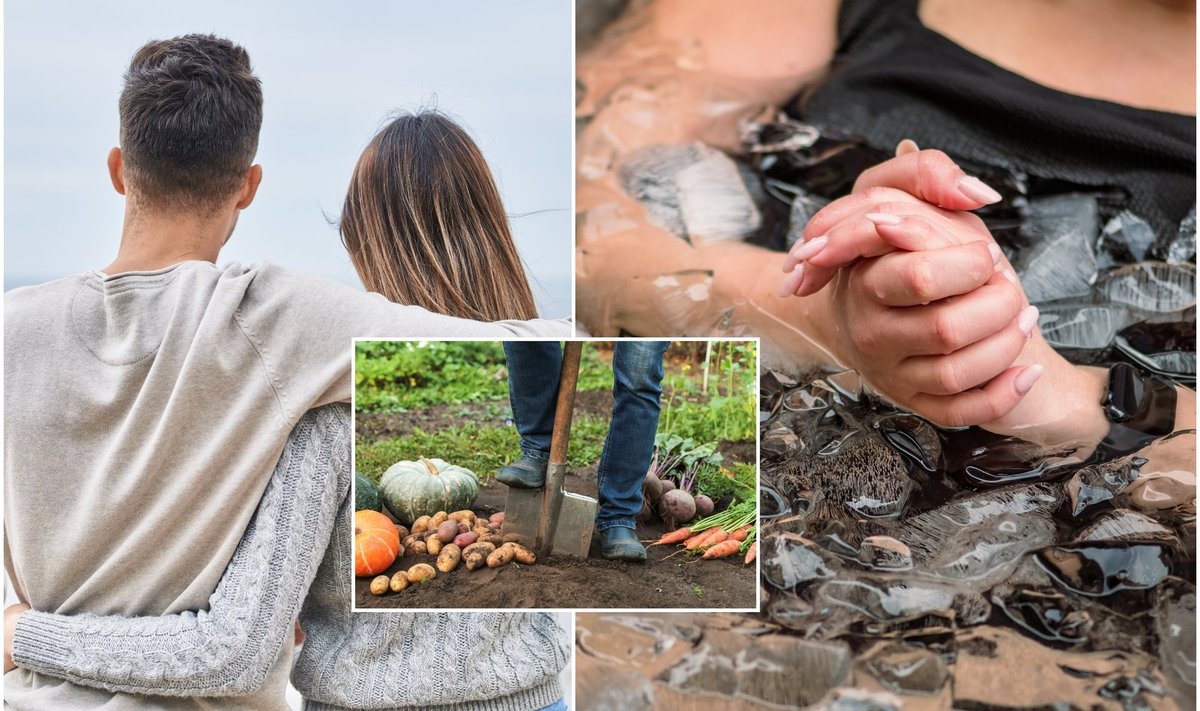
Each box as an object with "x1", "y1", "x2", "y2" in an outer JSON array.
[{"x1": 1103, "y1": 362, "x2": 1144, "y2": 422}]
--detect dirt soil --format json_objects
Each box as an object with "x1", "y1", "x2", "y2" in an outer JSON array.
[{"x1": 354, "y1": 388, "x2": 757, "y2": 609}]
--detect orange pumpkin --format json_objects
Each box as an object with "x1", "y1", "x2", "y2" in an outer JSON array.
[{"x1": 355, "y1": 509, "x2": 400, "y2": 576}]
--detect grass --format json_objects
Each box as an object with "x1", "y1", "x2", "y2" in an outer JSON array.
[
  {"x1": 354, "y1": 340, "x2": 758, "y2": 483},
  {"x1": 357, "y1": 413, "x2": 610, "y2": 483}
]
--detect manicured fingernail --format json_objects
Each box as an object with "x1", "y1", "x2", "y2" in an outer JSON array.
[
  {"x1": 865, "y1": 212, "x2": 902, "y2": 226},
  {"x1": 957, "y1": 176, "x2": 1002, "y2": 204},
  {"x1": 779, "y1": 263, "x2": 805, "y2": 297},
  {"x1": 1018, "y1": 305, "x2": 1039, "y2": 339},
  {"x1": 895, "y1": 138, "x2": 920, "y2": 156},
  {"x1": 791, "y1": 235, "x2": 828, "y2": 262},
  {"x1": 1014, "y1": 364, "x2": 1044, "y2": 396},
  {"x1": 987, "y1": 243, "x2": 1003, "y2": 264},
  {"x1": 1001, "y1": 268, "x2": 1018, "y2": 286}
]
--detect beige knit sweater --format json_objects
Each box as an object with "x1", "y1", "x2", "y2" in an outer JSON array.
[{"x1": 3, "y1": 260, "x2": 567, "y2": 709}]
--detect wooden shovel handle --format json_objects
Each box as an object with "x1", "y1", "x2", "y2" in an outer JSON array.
[{"x1": 548, "y1": 342, "x2": 581, "y2": 466}]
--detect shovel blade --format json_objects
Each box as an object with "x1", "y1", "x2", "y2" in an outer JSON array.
[
  {"x1": 500, "y1": 487, "x2": 543, "y2": 547},
  {"x1": 549, "y1": 491, "x2": 597, "y2": 558}
]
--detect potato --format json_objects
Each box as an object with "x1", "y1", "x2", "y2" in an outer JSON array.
[
  {"x1": 448, "y1": 510, "x2": 477, "y2": 527},
  {"x1": 394, "y1": 524, "x2": 410, "y2": 541},
  {"x1": 488, "y1": 522, "x2": 502, "y2": 532},
  {"x1": 408, "y1": 539, "x2": 428, "y2": 556},
  {"x1": 457, "y1": 522, "x2": 470, "y2": 534},
  {"x1": 473, "y1": 523, "x2": 491, "y2": 538},
  {"x1": 370, "y1": 575, "x2": 390, "y2": 595},
  {"x1": 437, "y1": 520, "x2": 459, "y2": 543},
  {"x1": 407, "y1": 563, "x2": 437, "y2": 583},
  {"x1": 454, "y1": 531, "x2": 478, "y2": 548},
  {"x1": 437, "y1": 543, "x2": 462, "y2": 573},
  {"x1": 401, "y1": 534, "x2": 418, "y2": 548},
  {"x1": 429, "y1": 511, "x2": 449, "y2": 528},
  {"x1": 426, "y1": 534, "x2": 443, "y2": 555},
  {"x1": 463, "y1": 541, "x2": 495, "y2": 557},
  {"x1": 389, "y1": 571, "x2": 410, "y2": 592},
  {"x1": 487, "y1": 543, "x2": 515, "y2": 568},
  {"x1": 463, "y1": 542, "x2": 496, "y2": 571},
  {"x1": 478, "y1": 532, "x2": 503, "y2": 546},
  {"x1": 489, "y1": 512, "x2": 505, "y2": 525},
  {"x1": 411, "y1": 515, "x2": 432, "y2": 535},
  {"x1": 510, "y1": 543, "x2": 536, "y2": 565}
]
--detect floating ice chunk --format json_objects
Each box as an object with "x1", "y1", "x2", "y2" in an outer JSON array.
[
  {"x1": 860, "y1": 642, "x2": 949, "y2": 695},
  {"x1": 1101, "y1": 210, "x2": 1157, "y2": 262},
  {"x1": 676, "y1": 149, "x2": 762, "y2": 241},
  {"x1": 619, "y1": 142, "x2": 761, "y2": 243},
  {"x1": 1094, "y1": 261, "x2": 1196, "y2": 314},
  {"x1": 1016, "y1": 194, "x2": 1099, "y2": 303},
  {"x1": 785, "y1": 192, "x2": 831, "y2": 251},
  {"x1": 1166, "y1": 205, "x2": 1197, "y2": 264},
  {"x1": 664, "y1": 630, "x2": 851, "y2": 707},
  {"x1": 1038, "y1": 303, "x2": 1133, "y2": 350}
]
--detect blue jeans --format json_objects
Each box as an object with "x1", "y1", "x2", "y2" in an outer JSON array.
[
  {"x1": 504, "y1": 341, "x2": 669, "y2": 532},
  {"x1": 535, "y1": 700, "x2": 568, "y2": 711}
]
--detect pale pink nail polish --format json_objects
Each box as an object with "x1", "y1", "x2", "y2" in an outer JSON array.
[
  {"x1": 1014, "y1": 364, "x2": 1045, "y2": 396},
  {"x1": 865, "y1": 212, "x2": 902, "y2": 226},
  {"x1": 792, "y1": 235, "x2": 828, "y2": 262},
  {"x1": 987, "y1": 243, "x2": 1003, "y2": 264},
  {"x1": 778, "y1": 263, "x2": 805, "y2": 297},
  {"x1": 1017, "y1": 305, "x2": 1039, "y2": 338},
  {"x1": 957, "y1": 176, "x2": 1002, "y2": 204},
  {"x1": 1001, "y1": 269, "x2": 1019, "y2": 286}
]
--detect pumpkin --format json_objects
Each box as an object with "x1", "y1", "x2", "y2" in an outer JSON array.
[
  {"x1": 380, "y1": 457, "x2": 479, "y2": 526},
  {"x1": 355, "y1": 473, "x2": 384, "y2": 512},
  {"x1": 355, "y1": 509, "x2": 400, "y2": 577}
]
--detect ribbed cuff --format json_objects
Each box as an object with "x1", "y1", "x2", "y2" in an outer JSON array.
[
  {"x1": 302, "y1": 678, "x2": 562, "y2": 711},
  {"x1": 10, "y1": 610, "x2": 79, "y2": 674}
]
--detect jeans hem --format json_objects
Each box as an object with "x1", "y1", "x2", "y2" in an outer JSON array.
[
  {"x1": 519, "y1": 448, "x2": 550, "y2": 462},
  {"x1": 596, "y1": 520, "x2": 638, "y2": 532}
]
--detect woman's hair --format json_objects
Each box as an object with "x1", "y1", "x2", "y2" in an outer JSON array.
[{"x1": 341, "y1": 110, "x2": 538, "y2": 321}]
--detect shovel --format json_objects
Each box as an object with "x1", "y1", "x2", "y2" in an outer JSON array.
[{"x1": 500, "y1": 341, "x2": 597, "y2": 558}]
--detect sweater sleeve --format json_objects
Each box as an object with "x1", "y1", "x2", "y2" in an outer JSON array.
[
  {"x1": 235, "y1": 264, "x2": 572, "y2": 423},
  {"x1": 10, "y1": 404, "x2": 353, "y2": 697}
]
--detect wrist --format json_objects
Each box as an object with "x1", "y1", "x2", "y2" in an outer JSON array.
[{"x1": 980, "y1": 343, "x2": 1109, "y2": 455}]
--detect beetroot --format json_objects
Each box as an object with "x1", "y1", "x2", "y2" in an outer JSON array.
[
  {"x1": 659, "y1": 478, "x2": 677, "y2": 494},
  {"x1": 643, "y1": 472, "x2": 663, "y2": 502},
  {"x1": 694, "y1": 494, "x2": 715, "y2": 518}
]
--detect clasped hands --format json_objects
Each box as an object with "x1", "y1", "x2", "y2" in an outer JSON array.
[{"x1": 778, "y1": 141, "x2": 1071, "y2": 432}]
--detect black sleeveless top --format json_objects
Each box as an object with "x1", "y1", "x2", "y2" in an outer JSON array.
[{"x1": 788, "y1": 0, "x2": 1196, "y2": 238}]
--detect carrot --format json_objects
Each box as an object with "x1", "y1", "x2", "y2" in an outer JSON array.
[
  {"x1": 684, "y1": 528, "x2": 725, "y2": 551},
  {"x1": 744, "y1": 541, "x2": 757, "y2": 565},
  {"x1": 697, "y1": 529, "x2": 730, "y2": 552},
  {"x1": 702, "y1": 539, "x2": 741, "y2": 559},
  {"x1": 654, "y1": 527, "x2": 693, "y2": 546},
  {"x1": 730, "y1": 525, "x2": 752, "y2": 542}
]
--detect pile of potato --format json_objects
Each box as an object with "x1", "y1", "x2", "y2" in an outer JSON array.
[{"x1": 368, "y1": 509, "x2": 538, "y2": 596}]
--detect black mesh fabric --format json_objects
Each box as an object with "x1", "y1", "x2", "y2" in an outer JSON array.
[{"x1": 790, "y1": 0, "x2": 1196, "y2": 237}]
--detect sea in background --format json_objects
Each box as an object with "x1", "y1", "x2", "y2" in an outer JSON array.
[{"x1": 4, "y1": 0, "x2": 572, "y2": 318}]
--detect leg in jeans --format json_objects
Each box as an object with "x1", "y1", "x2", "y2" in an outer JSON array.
[
  {"x1": 500, "y1": 342, "x2": 562, "y2": 487},
  {"x1": 596, "y1": 340, "x2": 669, "y2": 531}
]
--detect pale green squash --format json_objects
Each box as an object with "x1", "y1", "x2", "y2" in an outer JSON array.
[{"x1": 380, "y1": 457, "x2": 479, "y2": 525}]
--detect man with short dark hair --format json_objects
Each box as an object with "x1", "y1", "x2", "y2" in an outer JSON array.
[{"x1": 3, "y1": 34, "x2": 564, "y2": 710}]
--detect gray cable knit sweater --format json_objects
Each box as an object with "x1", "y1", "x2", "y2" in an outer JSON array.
[{"x1": 11, "y1": 405, "x2": 568, "y2": 710}]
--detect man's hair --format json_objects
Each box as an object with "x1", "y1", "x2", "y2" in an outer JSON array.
[{"x1": 118, "y1": 34, "x2": 262, "y2": 210}]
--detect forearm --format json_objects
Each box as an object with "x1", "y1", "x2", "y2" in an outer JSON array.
[{"x1": 10, "y1": 405, "x2": 352, "y2": 697}]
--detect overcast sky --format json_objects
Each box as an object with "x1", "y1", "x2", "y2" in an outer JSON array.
[{"x1": 4, "y1": 1, "x2": 572, "y2": 317}]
